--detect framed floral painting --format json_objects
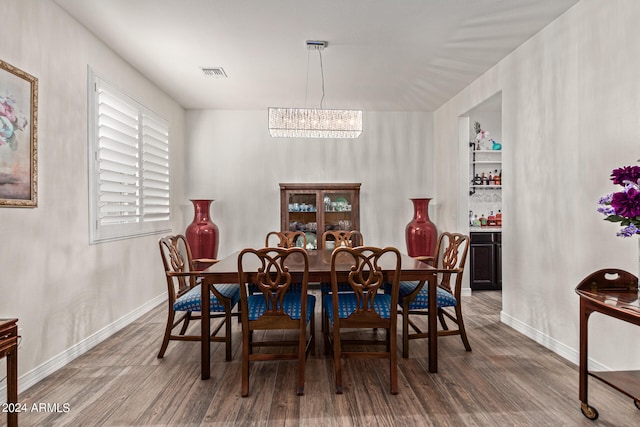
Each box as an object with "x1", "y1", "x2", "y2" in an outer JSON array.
[{"x1": 0, "y1": 59, "x2": 37, "y2": 207}]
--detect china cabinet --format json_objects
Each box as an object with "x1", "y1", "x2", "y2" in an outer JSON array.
[{"x1": 279, "y1": 183, "x2": 360, "y2": 249}]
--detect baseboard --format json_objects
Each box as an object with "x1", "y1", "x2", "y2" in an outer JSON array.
[
  {"x1": 0, "y1": 294, "x2": 165, "y2": 401},
  {"x1": 500, "y1": 310, "x2": 609, "y2": 371}
]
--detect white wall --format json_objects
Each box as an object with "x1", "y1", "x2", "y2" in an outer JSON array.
[
  {"x1": 185, "y1": 110, "x2": 435, "y2": 256},
  {"x1": 435, "y1": 0, "x2": 640, "y2": 369},
  {"x1": 0, "y1": 0, "x2": 186, "y2": 391}
]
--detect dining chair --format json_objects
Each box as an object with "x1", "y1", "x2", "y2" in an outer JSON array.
[
  {"x1": 398, "y1": 232, "x2": 471, "y2": 358},
  {"x1": 237, "y1": 247, "x2": 316, "y2": 396},
  {"x1": 320, "y1": 230, "x2": 364, "y2": 249},
  {"x1": 157, "y1": 234, "x2": 240, "y2": 361},
  {"x1": 265, "y1": 230, "x2": 307, "y2": 249},
  {"x1": 263, "y1": 231, "x2": 307, "y2": 294},
  {"x1": 323, "y1": 246, "x2": 401, "y2": 394},
  {"x1": 319, "y1": 230, "x2": 364, "y2": 332}
]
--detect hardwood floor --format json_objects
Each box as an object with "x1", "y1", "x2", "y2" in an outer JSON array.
[{"x1": 13, "y1": 291, "x2": 639, "y2": 426}]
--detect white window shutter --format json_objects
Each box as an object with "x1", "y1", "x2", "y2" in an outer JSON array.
[{"x1": 89, "y1": 71, "x2": 171, "y2": 243}]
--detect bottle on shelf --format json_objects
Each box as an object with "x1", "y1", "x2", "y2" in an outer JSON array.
[
  {"x1": 488, "y1": 172, "x2": 493, "y2": 185},
  {"x1": 473, "y1": 214, "x2": 481, "y2": 227},
  {"x1": 488, "y1": 211, "x2": 496, "y2": 226},
  {"x1": 496, "y1": 210, "x2": 502, "y2": 226},
  {"x1": 480, "y1": 214, "x2": 487, "y2": 227}
]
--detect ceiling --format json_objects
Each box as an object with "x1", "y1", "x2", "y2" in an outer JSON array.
[{"x1": 53, "y1": 0, "x2": 580, "y2": 112}]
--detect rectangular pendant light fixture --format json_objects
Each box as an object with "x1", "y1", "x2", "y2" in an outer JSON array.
[
  {"x1": 268, "y1": 40, "x2": 363, "y2": 139},
  {"x1": 268, "y1": 107, "x2": 362, "y2": 138}
]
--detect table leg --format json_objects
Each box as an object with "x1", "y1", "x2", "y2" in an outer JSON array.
[
  {"x1": 7, "y1": 340, "x2": 18, "y2": 427},
  {"x1": 578, "y1": 300, "x2": 591, "y2": 405},
  {"x1": 428, "y1": 274, "x2": 438, "y2": 373},
  {"x1": 201, "y1": 278, "x2": 211, "y2": 380}
]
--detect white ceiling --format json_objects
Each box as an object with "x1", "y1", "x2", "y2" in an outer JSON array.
[{"x1": 53, "y1": 0, "x2": 579, "y2": 111}]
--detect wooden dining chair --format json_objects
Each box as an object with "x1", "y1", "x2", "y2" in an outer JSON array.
[
  {"x1": 323, "y1": 246, "x2": 401, "y2": 394},
  {"x1": 157, "y1": 234, "x2": 240, "y2": 361},
  {"x1": 320, "y1": 230, "x2": 364, "y2": 249},
  {"x1": 265, "y1": 231, "x2": 307, "y2": 249},
  {"x1": 398, "y1": 232, "x2": 471, "y2": 358},
  {"x1": 319, "y1": 230, "x2": 364, "y2": 331},
  {"x1": 237, "y1": 247, "x2": 316, "y2": 396},
  {"x1": 263, "y1": 231, "x2": 307, "y2": 294}
]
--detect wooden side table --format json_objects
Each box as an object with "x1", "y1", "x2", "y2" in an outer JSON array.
[
  {"x1": 575, "y1": 269, "x2": 640, "y2": 421},
  {"x1": 0, "y1": 318, "x2": 18, "y2": 427}
]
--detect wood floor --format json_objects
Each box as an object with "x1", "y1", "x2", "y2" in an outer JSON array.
[{"x1": 12, "y1": 291, "x2": 640, "y2": 426}]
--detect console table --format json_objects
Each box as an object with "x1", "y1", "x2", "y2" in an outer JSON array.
[
  {"x1": 0, "y1": 318, "x2": 18, "y2": 427},
  {"x1": 575, "y1": 269, "x2": 640, "y2": 420}
]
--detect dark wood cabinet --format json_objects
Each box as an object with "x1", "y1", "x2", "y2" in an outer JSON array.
[
  {"x1": 280, "y1": 183, "x2": 360, "y2": 249},
  {"x1": 0, "y1": 318, "x2": 18, "y2": 427},
  {"x1": 470, "y1": 231, "x2": 501, "y2": 290}
]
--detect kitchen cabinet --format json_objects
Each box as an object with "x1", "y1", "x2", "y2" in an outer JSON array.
[
  {"x1": 280, "y1": 183, "x2": 360, "y2": 249},
  {"x1": 470, "y1": 231, "x2": 501, "y2": 290}
]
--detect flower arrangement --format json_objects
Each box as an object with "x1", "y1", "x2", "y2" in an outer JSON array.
[
  {"x1": 474, "y1": 121, "x2": 501, "y2": 150},
  {"x1": 597, "y1": 162, "x2": 640, "y2": 237},
  {"x1": 474, "y1": 121, "x2": 489, "y2": 142},
  {"x1": 0, "y1": 93, "x2": 28, "y2": 151}
]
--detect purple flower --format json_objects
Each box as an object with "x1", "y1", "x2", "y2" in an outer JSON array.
[
  {"x1": 616, "y1": 224, "x2": 640, "y2": 237},
  {"x1": 598, "y1": 194, "x2": 613, "y2": 204},
  {"x1": 610, "y1": 187, "x2": 640, "y2": 218},
  {"x1": 597, "y1": 205, "x2": 616, "y2": 216},
  {"x1": 611, "y1": 165, "x2": 640, "y2": 186}
]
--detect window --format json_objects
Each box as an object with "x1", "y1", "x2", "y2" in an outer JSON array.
[{"x1": 88, "y1": 71, "x2": 171, "y2": 243}]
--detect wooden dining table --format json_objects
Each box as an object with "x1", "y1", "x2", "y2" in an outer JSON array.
[{"x1": 197, "y1": 249, "x2": 441, "y2": 380}]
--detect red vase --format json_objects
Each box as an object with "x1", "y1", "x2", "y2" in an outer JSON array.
[
  {"x1": 405, "y1": 198, "x2": 438, "y2": 257},
  {"x1": 186, "y1": 199, "x2": 219, "y2": 260}
]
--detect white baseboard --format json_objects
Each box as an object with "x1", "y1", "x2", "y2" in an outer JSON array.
[
  {"x1": 500, "y1": 310, "x2": 609, "y2": 371},
  {"x1": 0, "y1": 294, "x2": 165, "y2": 402}
]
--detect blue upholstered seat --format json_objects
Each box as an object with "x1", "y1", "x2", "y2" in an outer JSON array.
[
  {"x1": 323, "y1": 292, "x2": 392, "y2": 323},
  {"x1": 397, "y1": 281, "x2": 457, "y2": 309},
  {"x1": 173, "y1": 283, "x2": 240, "y2": 312},
  {"x1": 246, "y1": 293, "x2": 316, "y2": 322},
  {"x1": 320, "y1": 282, "x2": 354, "y2": 294}
]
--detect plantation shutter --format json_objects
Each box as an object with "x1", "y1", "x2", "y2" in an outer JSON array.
[{"x1": 89, "y1": 72, "x2": 171, "y2": 243}]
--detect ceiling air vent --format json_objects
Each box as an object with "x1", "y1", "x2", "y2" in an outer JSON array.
[{"x1": 201, "y1": 67, "x2": 227, "y2": 78}]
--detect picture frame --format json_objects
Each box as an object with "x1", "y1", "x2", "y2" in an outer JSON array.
[{"x1": 0, "y1": 59, "x2": 38, "y2": 207}]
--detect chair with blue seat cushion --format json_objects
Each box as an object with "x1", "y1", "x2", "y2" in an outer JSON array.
[
  {"x1": 237, "y1": 247, "x2": 315, "y2": 397},
  {"x1": 399, "y1": 232, "x2": 471, "y2": 358},
  {"x1": 319, "y1": 230, "x2": 364, "y2": 332},
  {"x1": 260, "y1": 231, "x2": 308, "y2": 294},
  {"x1": 157, "y1": 235, "x2": 240, "y2": 361},
  {"x1": 323, "y1": 246, "x2": 401, "y2": 394}
]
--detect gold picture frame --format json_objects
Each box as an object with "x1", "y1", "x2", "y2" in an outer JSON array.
[{"x1": 0, "y1": 59, "x2": 38, "y2": 207}]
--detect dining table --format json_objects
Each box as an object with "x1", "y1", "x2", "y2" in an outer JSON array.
[{"x1": 197, "y1": 248, "x2": 441, "y2": 380}]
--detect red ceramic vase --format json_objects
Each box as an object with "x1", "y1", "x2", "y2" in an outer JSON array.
[
  {"x1": 405, "y1": 198, "x2": 438, "y2": 257},
  {"x1": 185, "y1": 199, "x2": 219, "y2": 260}
]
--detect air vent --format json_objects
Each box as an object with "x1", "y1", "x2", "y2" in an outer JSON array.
[{"x1": 201, "y1": 67, "x2": 227, "y2": 78}]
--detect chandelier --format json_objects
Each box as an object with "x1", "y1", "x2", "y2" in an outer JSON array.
[{"x1": 268, "y1": 41, "x2": 363, "y2": 139}]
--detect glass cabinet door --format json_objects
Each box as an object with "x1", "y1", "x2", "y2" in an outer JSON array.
[
  {"x1": 286, "y1": 191, "x2": 318, "y2": 248},
  {"x1": 322, "y1": 190, "x2": 355, "y2": 232}
]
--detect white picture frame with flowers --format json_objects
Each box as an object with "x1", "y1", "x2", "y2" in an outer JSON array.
[{"x1": 0, "y1": 59, "x2": 37, "y2": 207}]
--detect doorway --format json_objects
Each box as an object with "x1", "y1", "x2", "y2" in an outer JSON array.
[{"x1": 458, "y1": 92, "x2": 503, "y2": 298}]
